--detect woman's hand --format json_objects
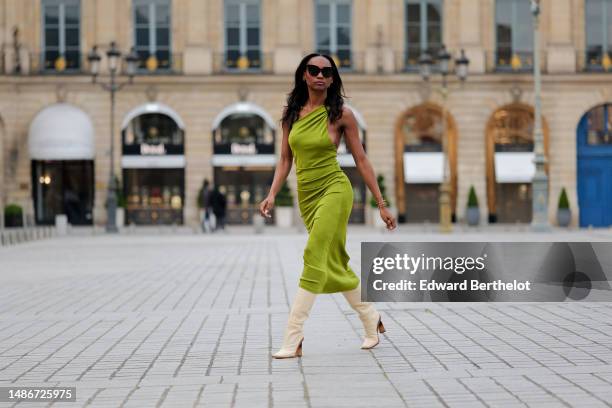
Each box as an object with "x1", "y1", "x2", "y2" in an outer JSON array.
[
  {"x1": 379, "y1": 206, "x2": 397, "y2": 230},
  {"x1": 259, "y1": 195, "x2": 275, "y2": 219}
]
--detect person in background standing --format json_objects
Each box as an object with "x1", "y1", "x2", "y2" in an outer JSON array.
[
  {"x1": 200, "y1": 179, "x2": 212, "y2": 233},
  {"x1": 209, "y1": 185, "x2": 227, "y2": 232}
]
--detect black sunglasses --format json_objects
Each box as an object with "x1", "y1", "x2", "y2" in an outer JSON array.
[{"x1": 306, "y1": 64, "x2": 333, "y2": 78}]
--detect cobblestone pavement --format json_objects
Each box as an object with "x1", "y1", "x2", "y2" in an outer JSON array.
[{"x1": 1, "y1": 227, "x2": 612, "y2": 408}]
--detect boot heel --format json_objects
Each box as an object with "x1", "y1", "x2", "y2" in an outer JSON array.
[
  {"x1": 296, "y1": 339, "x2": 303, "y2": 357},
  {"x1": 378, "y1": 319, "x2": 386, "y2": 333}
]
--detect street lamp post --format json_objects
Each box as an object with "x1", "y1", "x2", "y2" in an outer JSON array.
[
  {"x1": 530, "y1": 0, "x2": 550, "y2": 231},
  {"x1": 419, "y1": 46, "x2": 469, "y2": 233},
  {"x1": 87, "y1": 42, "x2": 138, "y2": 233}
]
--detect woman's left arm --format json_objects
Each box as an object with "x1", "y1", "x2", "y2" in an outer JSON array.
[{"x1": 342, "y1": 107, "x2": 397, "y2": 230}]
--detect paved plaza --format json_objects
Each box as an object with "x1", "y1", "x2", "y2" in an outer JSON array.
[{"x1": 1, "y1": 226, "x2": 612, "y2": 407}]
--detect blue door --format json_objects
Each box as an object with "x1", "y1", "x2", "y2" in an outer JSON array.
[{"x1": 577, "y1": 104, "x2": 612, "y2": 227}]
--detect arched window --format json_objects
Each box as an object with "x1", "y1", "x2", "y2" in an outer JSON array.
[
  {"x1": 120, "y1": 104, "x2": 186, "y2": 225},
  {"x1": 584, "y1": 104, "x2": 612, "y2": 145},
  {"x1": 212, "y1": 102, "x2": 276, "y2": 155},
  {"x1": 123, "y1": 113, "x2": 184, "y2": 150},
  {"x1": 395, "y1": 103, "x2": 458, "y2": 223},
  {"x1": 28, "y1": 103, "x2": 95, "y2": 225},
  {"x1": 490, "y1": 107, "x2": 534, "y2": 151},
  {"x1": 401, "y1": 104, "x2": 443, "y2": 150},
  {"x1": 215, "y1": 114, "x2": 273, "y2": 146},
  {"x1": 486, "y1": 104, "x2": 549, "y2": 223},
  {"x1": 211, "y1": 102, "x2": 276, "y2": 225}
]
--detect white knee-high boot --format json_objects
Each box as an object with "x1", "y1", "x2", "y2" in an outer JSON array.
[
  {"x1": 342, "y1": 283, "x2": 386, "y2": 349},
  {"x1": 272, "y1": 287, "x2": 317, "y2": 358}
]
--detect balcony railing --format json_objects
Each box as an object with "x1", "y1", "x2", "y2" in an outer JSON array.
[
  {"x1": 212, "y1": 51, "x2": 274, "y2": 74},
  {"x1": 40, "y1": 51, "x2": 83, "y2": 73},
  {"x1": 210, "y1": 51, "x2": 366, "y2": 74},
  {"x1": 0, "y1": 50, "x2": 184, "y2": 75},
  {"x1": 4, "y1": 48, "x2": 609, "y2": 76},
  {"x1": 0, "y1": 50, "x2": 86, "y2": 75},
  {"x1": 489, "y1": 49, "x2": 537, "y2": 73},
  {"x1": 583, "y1": 49, "x2": 612, "y2": 72},
  {"x1": 127, "y1": 53, "x2": 183, "y2": 75}
]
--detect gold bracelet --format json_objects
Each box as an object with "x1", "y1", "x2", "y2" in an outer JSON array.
[{"x1": 376, "y1": 199, "x2": 387, "y2": 208}]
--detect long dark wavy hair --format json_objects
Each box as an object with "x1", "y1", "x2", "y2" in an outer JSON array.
[{"x1": 281, "y1": 53, "x2": 347, "y2": 130}]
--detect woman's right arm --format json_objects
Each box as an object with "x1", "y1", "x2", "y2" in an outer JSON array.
[{"x1": 259, "y1": 116, "x2": 292, "y2": 218}]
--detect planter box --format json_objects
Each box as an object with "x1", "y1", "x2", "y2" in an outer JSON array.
[
  {"x1": 4, "y1": 213, "x2": 23, "y2": 227},
  {"x1": 557, "y1": 208, "x2": 571, "y2": 227},
  {"x1": 275, "y1": 207, "x2": 293, "y2": 227},
  {"x1": 466, "y1": 207, "x2": 480, "y2": 226}
]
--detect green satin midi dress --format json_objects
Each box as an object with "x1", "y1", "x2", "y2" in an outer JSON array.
[{"x1": 288, "y1": 105, "x2": 360, "y2": 294}]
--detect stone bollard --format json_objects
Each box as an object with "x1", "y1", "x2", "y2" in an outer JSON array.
[{"x1": 55, "y1": 214, "x2": 68, "y2": 236}]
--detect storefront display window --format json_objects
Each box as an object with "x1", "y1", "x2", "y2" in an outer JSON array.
[
  {"x1": 214, "y1": 167, "x2": 274, "y2": 225},
  {"x1": 121, "y1": 106, "x2": 186, "y2": 225},
  {"x1": 124, "y1": 168, "x2": 183, "y2": 225}
]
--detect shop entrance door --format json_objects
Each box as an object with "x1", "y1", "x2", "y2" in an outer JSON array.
[{"x1": 31, "y1": 160, "x2": 94, "y2": 225}]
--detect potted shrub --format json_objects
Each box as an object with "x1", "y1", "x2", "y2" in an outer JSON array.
[
  {"x1": 114, "y1": 176, "x2": 126, "y2": 228},
  {"x1": 369, "y1": 174, "x2": 391, "y2": 228},
  {"x1": 466, "y1": 185, "x2": 480, "y2": 226},
  {"x1": 4, "y1": 203, "x2": 23, "y2": 227},
  {"x1": 275, "y1": 180, "x2": 294, "y2": 227},
  {"x1": 557, "y1": 187, "x2": 571, "y2": 227}
]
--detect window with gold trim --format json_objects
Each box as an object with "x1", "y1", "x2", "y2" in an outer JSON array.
[
  {"x1": 401, "y1": 105, "x2": 443, "y2": 151},
  {"x1": 315, "y1": 0, "x2": 352, "y2": 69},
  {"x1": 225, "y1": 0, "x2": 261, "y2": 70},
  {"x1": 133, "y1": 0, "x2": 172, "y2": 72},
  {"x1": 585, "y1": 0, "x2": 612, "y2": 71},
  {"x1": 495, "y1": 0, "x2": 533, "y2": 71},
  {"x1": 404, "y1": 0, "x2": 443, "y2": 71},
  {"x1": 42, "y1": 0, "x2": 80, "y2": 72}
]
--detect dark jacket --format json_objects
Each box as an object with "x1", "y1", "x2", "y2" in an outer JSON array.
[{"x1": 208, "y1": 188, "x2": 227, "y2": 217}]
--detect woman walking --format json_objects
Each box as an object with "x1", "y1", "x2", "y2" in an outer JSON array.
[{"x1": 259, "y1": 53, "x2": 396, "y2": 359}]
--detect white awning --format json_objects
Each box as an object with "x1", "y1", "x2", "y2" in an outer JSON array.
[
  {"x1": 494, "y1": 152, "x2": 535, "y2": 183},
  {"x1": 28, "y1": 103, "x2": 95, "y2": 160},
  {"x1": 403, "y1": 152, "x2": 444, "y2": 183},
  {"x1": 121, "y1": 102, "x2": 186, "y2": 130},
  {"x1": 212, "y1": 102, "x2": 277, "y2": 130},
  {"x1": 121, "y1": 155, "x2": 186, "y2": 168},
  {"x1": 212, "y1": 154, "x2": 276, "y2": 166}
]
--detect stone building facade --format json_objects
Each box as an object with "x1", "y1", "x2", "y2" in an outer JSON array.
[{"x1": 0, "y1": 0, "x2": 611, "y2": 228}]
